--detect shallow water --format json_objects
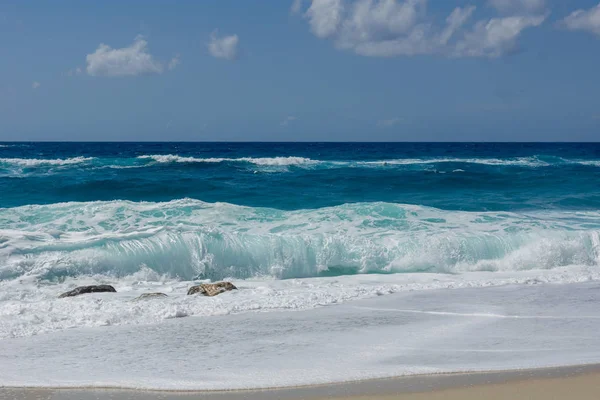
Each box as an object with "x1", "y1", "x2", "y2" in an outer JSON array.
[{"x1": 2, "y1": 281, "x2": 600, "y2": 390}]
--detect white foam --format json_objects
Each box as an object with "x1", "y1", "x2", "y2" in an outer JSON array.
[
  {"x1": 2, "y1": 199, "x2": 600, "y2": 283},
  {"x1": 1, "y1": 281, "x2": 600, "y2": 390},
  {"x1": 359, "y1": 156, "x2": 550, "y2": 167},
  {"x1": 2, "y1": 155, "x2": 600, "y2": 173},
  {"x1": 136, "y1": 155, "x2": 550, "y2": 168},
  {"x1": 2, "y1": 199, "x2": 600, "y2": 342},
  {"x1": 1, "y1": 266, "x2": 598, "y2": 340},
  {"x1": 0, "y1": 156, "x2": 94, "y2": 167},
  {"x1": 137, "y1": 154, "x2": 316, "y2": 166},
  {"x1": 574, "y1": 160, "x2": 600, "y2": 167}
]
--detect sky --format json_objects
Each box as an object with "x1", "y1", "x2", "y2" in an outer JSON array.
[{"x1": 1, "y1": 0, "x2": 600, "y2": 141}]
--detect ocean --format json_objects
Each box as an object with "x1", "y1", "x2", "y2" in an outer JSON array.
[{"x1": 2, "y1": 142, "x2": 600, "y2": 389}]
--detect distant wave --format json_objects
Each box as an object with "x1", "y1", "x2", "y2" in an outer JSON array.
[
  {"x1": 136, "y1": 154, "x2": 549, "y2": 167},
  {"x1": 0, "y1": 157, "x2": 94, "y2": 167},
  {"x1": 357, "y1": 156, "x2": 550, "y2": 167},
  {"x1": 137, "y1": 154, "x2": 316, "y2": 166},
  {"x1": 136, "y1": 154, "x2": 600, "y2": 169},
  {"x1": 1, "y1": 154, "x2": 600, "y2": 173},
  {"x1": 574, "y1": 160, "x2": 600, "y2": 167}
]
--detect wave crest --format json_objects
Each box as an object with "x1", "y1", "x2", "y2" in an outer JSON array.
[
  {"x1": 0, "y1": 157, "x2": 94, "y2": 167},
  {"x1": 137, "y1": 155, "x2": 315, "y2": 166},
  {"x1": 1, "y1": 154, "x2": 600, "y2": 174},
  {"x1": 358, "y1": 156, "x2": 550, "y2": 167},
  {"x1": 1, "y1": 199, "x2": 600, "y2": 281}
]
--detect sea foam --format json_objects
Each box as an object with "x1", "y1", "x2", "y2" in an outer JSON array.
[
  {"x1": 2, "y1": 281, "x2": 600, "y2": 389},
  {"x1": 136, "y1": 155, "x2": 551, "y2": 168},
  {"x1": 1, "y1": 199, "x2": 600, "y2": 283},
  {"x1": 1, "y1": 155, "x2": 600, "y2": 175},
  {"x1": 0, "y1": 156, "x2": 94, "y2": 167},
  {"x1": 137, "y1": 154, "x2": 316, "y2": 166}
]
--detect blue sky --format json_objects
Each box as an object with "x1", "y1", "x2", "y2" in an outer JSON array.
[{"x1": 1, "y1": 0, "x2": 600, "y2": 141}]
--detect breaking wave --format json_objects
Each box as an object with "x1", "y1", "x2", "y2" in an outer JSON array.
[
  {"x1": 356, "y1": 157, "x2": 550, "y2": 167},
  {"x1": 2, "y1": 154, "x2": 600, "y2": 173},
  {"x1": 1, "y1": 199, "x2": 600, "y2": 282},
  {"x1": 136, "y1": 155, "x2": 557, "y2": 168},
  {"x1": 0, "y1": 157, "x2": 95, "y2": 167},
  {"x1": 137, "y1": 155, "x2": 316, "y2": 166}
]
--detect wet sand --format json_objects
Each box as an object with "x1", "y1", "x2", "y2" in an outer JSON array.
[{"x1": 2, "y1": 364, "x2": 599, "y2": 400}]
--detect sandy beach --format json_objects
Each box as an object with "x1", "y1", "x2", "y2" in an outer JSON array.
[{"x1": 2, "y1": 365, "x2": 599, "y2": 400}]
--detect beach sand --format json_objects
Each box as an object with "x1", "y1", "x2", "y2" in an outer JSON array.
[{"x1": 2, "y1": 364, "x2": 599, "y2": 400}]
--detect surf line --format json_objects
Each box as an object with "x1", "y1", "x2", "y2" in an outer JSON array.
[{"x1": 351, "y1": 306, "x2": 600, "y2": 320}]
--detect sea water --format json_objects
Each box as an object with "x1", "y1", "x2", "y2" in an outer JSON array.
[{"x1": 2, "y1": 142, "x2": 600, "y2": 389}]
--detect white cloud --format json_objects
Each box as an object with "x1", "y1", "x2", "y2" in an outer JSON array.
[
  {"x1": 31, "y1": 81, "x2": 40, "y2": 89},
  {"x1": 377, "y1": 118, "x2": 402, "y2": 127},
  {"x1": 334, "y1": 0, "x2": 434, "y2": 56},
  {"x1": 86, "y1": 36, "x2": 164, "y2": 77},
  {"x1": 281, "y1": 116, "x2": 298, "y2": 126},
  {"x1": 454, "y1": 14, "x2": 546, "y2": 57},
  {"x1": 440, "y1": 6, "x2": 477, "y2": 45},
  {"x1": 561, "y1": 2, "x2": 600, "y2": 36},
  {"x1": 208, "y1": 31, "x2": 239, "y2": 60},
  {"x1": 306, "y1": 0, "x2": 344, "y2": 38},
  {"x1": 488, "y1": 0, "x2": 546, "y2": 14},
  {"x1": 297, "y1": 0, "x2": 547, "y2": 58},
  {"x1": 168, "y1": 54, "x2": 181, "y2": 70}
]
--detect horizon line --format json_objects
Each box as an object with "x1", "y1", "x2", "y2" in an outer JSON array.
[{"x1": 2, "y1": 141, "x2": 600, "y2": 144}]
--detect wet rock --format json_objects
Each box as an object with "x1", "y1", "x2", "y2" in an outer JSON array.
[
  {"x1": 58, "y1": 285, "x2": 116, "y2": 298},
  {"x1": 134, "y1": 292, "x2": 168, "y2": 301},
  {"x1": 187, "y1": 282, "x2": 237, "y2": 297}
]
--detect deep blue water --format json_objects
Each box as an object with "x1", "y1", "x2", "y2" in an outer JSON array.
[{"x1": 2, "y1": 142, "x2": 600, "y2": 211}]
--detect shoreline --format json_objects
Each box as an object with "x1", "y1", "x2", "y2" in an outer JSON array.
[
  {"x1": 3, "y1": 282, "x2": 600, "y2": 394},
  {"x1": 3, "y1": 364, "x2": 600, "y2": 400}
]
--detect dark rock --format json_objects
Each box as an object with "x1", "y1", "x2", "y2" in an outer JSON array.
[
  {"x1": 187, "y1": 282, "x2": 237, "y2": 297},
  {"x1": 58, "y1": 285, "x2": 116, "y2": 298},
  {"x1": 134, "y1": 292, "x2": 168, "y2": 301}
]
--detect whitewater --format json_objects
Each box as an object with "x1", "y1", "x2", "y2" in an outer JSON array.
[
  {"x1": 3, "y1": 154, "x2": 600, "y2": 173},
  {"x1": 2, "y1": 142, "x2": 600, "y2": 390}
]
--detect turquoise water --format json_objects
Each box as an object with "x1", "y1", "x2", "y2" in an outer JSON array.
[{"x1": 1, "y1": 142, "x2": 600, "y2": 281}]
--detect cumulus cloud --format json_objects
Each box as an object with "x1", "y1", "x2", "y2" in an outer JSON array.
[
  {"x1": 488, "y1": 0, "x2": 546, "y2": 14},
  {"x1": 281, "y1": 116, "x2": 298, "y2": 126},
  {"x1": 377, "y1": 118, "x2": 402, "y2": 127},
  {"x1": 208, "y1": 31, "x2": 239, "y2": 60},
  {"x1": 454, "y1": 14, "x2": 546, "y2": 57},
  {"x1": 86, "y1": 36, "x2": 164, "y2": 77},
  {"x1": 306, "y1": 0, "x2": 344, "y2": 38},
  {"x1": 168, "y1": 54, "x2": 181, "y2": 70},
  {"x1": 31, "y1": 81, "x2": 40, "y2": 89},
  {"x1": 296, "y1": 0, "x2": 547, "y2": 58},
  {"x1": 561, "y1": 2, "x2": 600, "y2": 36},
  {"x1": 440, "y1": 6, "x2": 477, "y2": 46}
]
